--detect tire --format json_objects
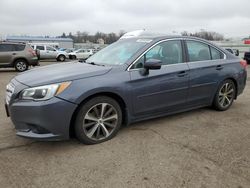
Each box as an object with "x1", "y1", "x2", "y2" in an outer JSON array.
[
  {"x1": 72, "y1": 55, "x2": 77, "y2": 60},
  {"x1": 57, "y1": 55, "x2": 66, "y2": 62},
  {"x1": 213, "y1": 79, "x2": 236, "y2": 111},
  {"x1": 14, "y1": 59, "x2": 28, "y2": 72},
  {"x1": 74, "y1": 96, "x2": 122, "y2": 144}
]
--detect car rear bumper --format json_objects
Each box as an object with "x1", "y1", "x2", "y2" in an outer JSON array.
[
  {"x1": 8, "y1": 97, "x2": 77, "y2": 141},
  {"x1": 28, "y1": 57, "x2": 39, "y2": 66},
  {"x1": 236, "y1": 69, "x2": 247, "y2": 96}
]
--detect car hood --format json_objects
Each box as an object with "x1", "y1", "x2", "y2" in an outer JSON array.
[{"x1": 14, "y1": 62, "x2": 112, "y2": 87}]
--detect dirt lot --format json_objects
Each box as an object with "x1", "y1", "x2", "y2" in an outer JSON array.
[{"x1": 0, "y1": 62, "x2": 249, "y2": 188}]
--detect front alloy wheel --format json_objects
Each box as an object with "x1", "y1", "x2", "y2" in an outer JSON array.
[
  {"x1": 15, "y1": 60, "x2": 28, "y2": 72},
  {"x1": 214, "y1": 79, "x2": 236, "y2": 111},
  {"x1": 74, "y1": 96, "x2": 122, "y2": 144}
]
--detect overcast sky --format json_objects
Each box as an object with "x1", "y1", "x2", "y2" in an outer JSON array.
[{"x1": 0, "y1": 0, "x2": 250, "y2": 38}]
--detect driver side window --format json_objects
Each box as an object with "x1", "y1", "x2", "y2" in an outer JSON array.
[{"x1": 132, "y1": 40, "x2": 183, "y2": 69}]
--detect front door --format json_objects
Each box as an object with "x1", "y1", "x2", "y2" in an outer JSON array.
[{"x1": 129, "y1": 40, "x2": 189, "y2": 116}]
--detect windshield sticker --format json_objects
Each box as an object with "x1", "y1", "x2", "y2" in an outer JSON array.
[{"x1": 136, "y1": 39, "x2": 152, "y2": 43}]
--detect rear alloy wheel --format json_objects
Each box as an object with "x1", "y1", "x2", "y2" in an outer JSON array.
[
  {"x1": 74, "y1": 96, "x2": 122, "y2": 144},
  {"x1": 14, "y1": 60, "x2": 28, "y2": 72},
  {"x1": 213, "y1": 79, "x2": 236, "y2": 111},
  {"x1": 57, "y1": 55, "x2": 66, "y2": 62}
]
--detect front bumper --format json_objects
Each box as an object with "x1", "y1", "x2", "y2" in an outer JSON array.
[{"x1": 8, "y1": 97, "x2": 77, "y2": 141}]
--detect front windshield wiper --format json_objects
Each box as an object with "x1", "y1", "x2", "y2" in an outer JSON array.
[{"x1": 85, "y1": 62, "x2": 105, "y2": 66}]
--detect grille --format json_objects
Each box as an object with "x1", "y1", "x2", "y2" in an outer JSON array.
[{"x1": 6, "y1": 82, "x2": 15, "y2": 105}]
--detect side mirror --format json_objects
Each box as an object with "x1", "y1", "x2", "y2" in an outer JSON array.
[
  {"x1": 234, "y1": 49, "x2": 239, "y2": 56},
  {"x1": 144, "y1": 59, "x2": 162, "y2": 70},
  {"x1": 140, "y1": 59, "x2": 162, "y2": 76}
]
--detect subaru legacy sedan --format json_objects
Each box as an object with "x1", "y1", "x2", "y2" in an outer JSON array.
[{"x1": 5, "y1": 33, "x2": 247, "y2": 144}]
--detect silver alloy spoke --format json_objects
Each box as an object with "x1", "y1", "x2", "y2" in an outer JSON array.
[
  {"x1": 219, "y1": 96, "x2": 224, "y2": 103},
  {"x1": 221, "y1": 97, "x2": 226, "y2": 106},
  {"x1": 103, "y1": 114, "x2": 118, "y2": 122},
  {"x1": 96, "y1": 126, "x2": 101, "y2": 139},
  {"x1": 100, "y1": 103, "x2": 107, "y2": 118},
  {"x1": 100, "y1": 124, "x2": 110, "y2": 137},
  {"x1": 219, "y1": 91, "x2": 224, "y2": 97},
  {"x1": 85, "y1": 114, "x2": 98, "y2": 122},
  {"x1": 83, "y1": 121, "x2": 96, "y2": 128},
  {"x1": 225, "y1": 96, "x2": 231, "y2": 104},
  {"x1": 226, "y1": 89, "x2": 234, "y2": 95},
  {"x1": 225, "y1": 83, "x2": 229, "y2": 91},
  {"x1": 103, "y1": 106, "x2": 113, "y2": 118},
  {"x1": 103, "y1": 122, "x2": 115, "y2": 128},
  {"x1": 87, "y1": 123, "x2": 99, "y2": 138}
]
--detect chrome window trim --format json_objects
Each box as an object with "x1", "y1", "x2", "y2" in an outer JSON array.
[
  {"x1": 184, "y1": 38, "x2": 227, "y2": 60},
  {"x1": 127, "y1": 38, "x2": 227, "y2": 72},
  {"x1": 127, "y1": 38, "x2": 185, "y2": 71}
]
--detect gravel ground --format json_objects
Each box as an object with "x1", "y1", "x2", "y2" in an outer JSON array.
[{"x1": 0, "y1": 62, "x2": 249, "y2": 188}]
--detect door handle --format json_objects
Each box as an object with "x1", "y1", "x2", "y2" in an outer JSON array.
[
  {"x1": 216, "y1": 65, "x2": 223, "y2": 70},
  {"x1": 178, "y1": 71, "x2": 188, "y2": 77},
  {"x1": 12, "y1": 53, "x2": 16, "y2": 55}
]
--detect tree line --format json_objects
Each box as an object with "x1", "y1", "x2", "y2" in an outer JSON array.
[
  {"x1": 59, "y1": 30, "x2": 224, "y2": 44},
  {"x1": 181, "y1": 30, "x2": 224, "y2": 41},
  {"x1": 59, "y1": 30, "x2": 126, "y2": 44}
]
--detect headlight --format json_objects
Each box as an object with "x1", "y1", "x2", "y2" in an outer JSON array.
[{"x1": 20, "y1": 82, "x2": 71, "y2": 101}]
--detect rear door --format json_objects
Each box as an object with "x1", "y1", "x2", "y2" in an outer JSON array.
[
  {"x1": 0, "y1": 44, "x2": 15, "y2": 65},
  {"x1": 184, "y1": 39, "x2": 226, "y2": 106},
  {"x1": 129, "y1": 40, "x2": 190, "y2": 116}
]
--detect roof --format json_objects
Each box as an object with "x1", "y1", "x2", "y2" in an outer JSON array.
[
  {"x1": 120, "y1": 30, "x2": 181, "y2": 40},
  {"x1": 6, "y1": 36, "x2": 73, "y2": 42}
]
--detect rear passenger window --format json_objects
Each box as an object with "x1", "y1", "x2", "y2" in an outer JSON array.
[
  {"x1": 210, "y1": 47, "x2": 224, "y2": 60},
  {"x1": 186, "y1": 41, "x2": 211, "y2": 62},
  {"x1": 0, "y1": 44, "x2": 15, "y2": 52},
  {"x1": 14, "y1": 44, "x2": 25, "y2": 51},
  {"x1": 36, "y1": 46, "x2": 45, "y2": 50}
]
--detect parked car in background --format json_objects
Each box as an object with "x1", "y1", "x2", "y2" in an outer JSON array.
[
  {"x1": 225, "y1": 48, "x2": 239, "y2": 56},
  {"x1": 244, "y1": 52, "x2": 250, "y2": 64},
  {"x1": 68, "y1": 49, "x2": 93, "y2": 60},
  {"x1": 31, "y1": 44, "x2": 68, "y2": 62},
  {"x1": 0, "y1": 42, "x2": 39, "y2": 72},
  {"x1": 5, "y1": 33, "x2": 247, "y2": 144}
]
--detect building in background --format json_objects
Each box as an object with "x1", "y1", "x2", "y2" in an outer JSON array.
[{"x1": 6, "y1": 36, "x2": 73, "y2": 48}]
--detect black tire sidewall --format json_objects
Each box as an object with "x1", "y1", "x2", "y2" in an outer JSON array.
[
  {"x1": 213, "y1": 79, "x2": 236, "y2": 111},
  {"x1": 74, "y1": 96, "x2": 122, "y2": 144}
]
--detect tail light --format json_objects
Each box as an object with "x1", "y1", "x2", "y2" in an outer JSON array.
[
  {"x1": 28, "y1": 49, "x2": 37, "y2": 57},
  {"x1": 240, "y1": 60, "x2": 247, "y2": 69}
]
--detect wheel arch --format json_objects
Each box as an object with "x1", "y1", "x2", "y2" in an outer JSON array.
[
  {"x1": 12, "y1": 57, "x2": 28, "y2": 66},
  {"x1": 56, "y1": 54, "x2": 66, "y2": 59},
  {"x1": 69, "y1": 92, "x2": 128, "y2": 138}
]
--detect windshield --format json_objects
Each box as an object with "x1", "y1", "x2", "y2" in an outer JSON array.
[{"x1": 86, "y1": 39, "x2": 151, "y2": 65}]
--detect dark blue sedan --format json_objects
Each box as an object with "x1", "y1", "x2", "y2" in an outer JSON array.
[{"x1": 5, "y1": 32, "x2": 247, "y2": 144}]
